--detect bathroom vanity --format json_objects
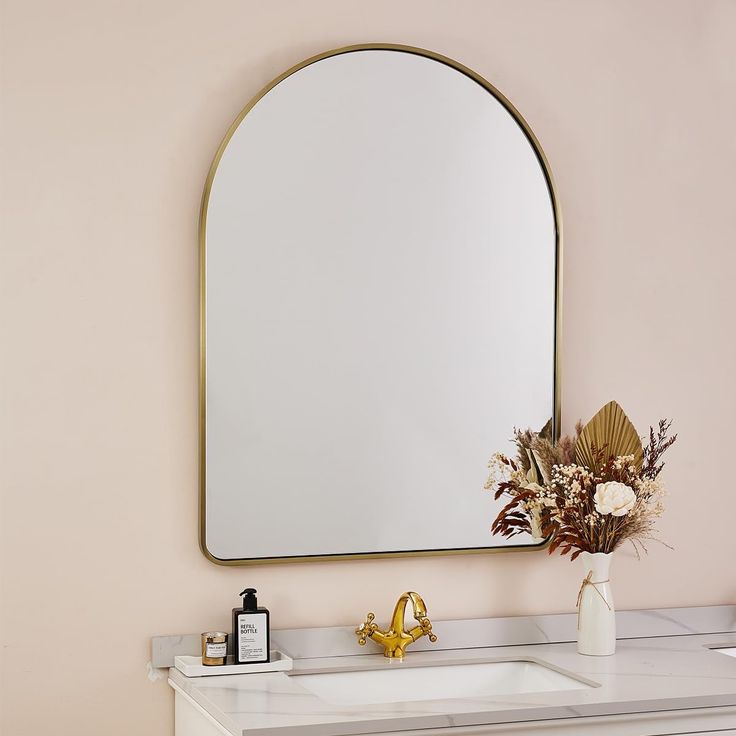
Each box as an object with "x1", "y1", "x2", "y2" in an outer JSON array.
[{"x1": 159, "y1": 605, "x2": 736, "y2": 736}]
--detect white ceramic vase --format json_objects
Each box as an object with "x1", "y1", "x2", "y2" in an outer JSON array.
[{"x1": 577, "y1": 551, "x2": 615, "y2": 656}]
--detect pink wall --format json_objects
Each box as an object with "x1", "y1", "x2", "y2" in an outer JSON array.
[{"x1": 2, "y1": 1, "x2": 735, "y2": 734}]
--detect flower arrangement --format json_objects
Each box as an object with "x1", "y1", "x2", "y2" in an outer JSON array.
[{"x1": 485, "y1": 401, "x2": 676, "y2": 560}]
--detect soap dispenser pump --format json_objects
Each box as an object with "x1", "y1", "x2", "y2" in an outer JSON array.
[{"x1": 232, "y1": 588, "x2": 270, "y2": 664}]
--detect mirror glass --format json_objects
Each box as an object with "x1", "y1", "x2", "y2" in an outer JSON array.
[{"x1": 202, "y1": 47, "x2": 559, "y2": 563}]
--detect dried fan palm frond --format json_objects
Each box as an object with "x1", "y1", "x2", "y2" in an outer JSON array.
[{"x1": 575, "y1": 400, "x2": 643, "y2": 472}]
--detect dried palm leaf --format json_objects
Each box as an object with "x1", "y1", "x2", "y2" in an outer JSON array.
[
  {"x1": 574, "y1": 400, "x2": 643, "y2": 472},
  {"x1": 525, "y1": 448, "x2": 542, "y2": 484},
  {"x1": 538, "y1": 418, "x2": 553, "y2": 441}
]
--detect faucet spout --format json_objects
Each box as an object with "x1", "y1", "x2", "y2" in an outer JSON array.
[{"x1": 390, "y1": 591, "x2": 427, "y2": 634}]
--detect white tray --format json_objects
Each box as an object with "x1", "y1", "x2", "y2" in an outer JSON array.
[{"x1": 174, "y1": 650, "x2": 292, "y2": 677}]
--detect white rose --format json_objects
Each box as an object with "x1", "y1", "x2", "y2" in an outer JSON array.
[{"x1": 594, "y1": 481, "x2": 636, "y2": 517}]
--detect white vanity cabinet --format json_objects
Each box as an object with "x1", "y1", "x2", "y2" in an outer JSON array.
[
  {"x1": 368, "y1": 711, "x2": 736, "y2": 736},
  {"x1": 173, "y1": 689, "x2": 736, "y2": 736}
]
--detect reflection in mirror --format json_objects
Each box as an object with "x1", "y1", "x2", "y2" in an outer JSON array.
[{"x1": 202, "y1": 46, "x2": 559, "y2": 563}]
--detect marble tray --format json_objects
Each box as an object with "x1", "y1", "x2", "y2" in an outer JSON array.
[{"x1": 174, "y1": 650, "x2": 292, "y2": 677}]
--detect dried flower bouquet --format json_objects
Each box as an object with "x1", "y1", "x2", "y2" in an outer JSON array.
[{"x1": 485, "y1": 401, "x2": 676, "y2": 560}]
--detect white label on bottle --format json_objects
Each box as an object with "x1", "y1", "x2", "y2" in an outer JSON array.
[
  {"x1": 205, "y1": 642, "x2": 227, "y2": 657},
  {"x1": 237, "y1": 613, "x2": 267, "y2": 662}
]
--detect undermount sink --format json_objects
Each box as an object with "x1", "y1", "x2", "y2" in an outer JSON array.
[
  {"x1": 714, "y1": 647, "x2": 736, "y2": 658},
  {"x1": 291, "y1": 659, "x2": 592, "y2": 706}
]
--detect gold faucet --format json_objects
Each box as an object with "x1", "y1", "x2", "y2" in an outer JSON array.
[{"x1": 355, "y1": 591, "x2": 438, "y2": 658}]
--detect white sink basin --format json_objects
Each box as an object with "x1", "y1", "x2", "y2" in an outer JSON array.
[
  {"x1": 714, "y1": 647, "x2": 736, "y2": 658},
  {"x1": 292, "y1": 659, "x2": 592, "y2": 706}
]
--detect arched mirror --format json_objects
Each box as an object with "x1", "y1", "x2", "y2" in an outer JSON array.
[{"x1": 201, "y1": 45, "x2": 560, "y2": 564}]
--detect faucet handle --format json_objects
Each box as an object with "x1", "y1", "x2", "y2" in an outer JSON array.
[
  {"x1": 355, "y1": 612, "x2": 378, "y2": 645},
  {"x1": 418, "y1": 616, "x2": 438, "y2": 643}
]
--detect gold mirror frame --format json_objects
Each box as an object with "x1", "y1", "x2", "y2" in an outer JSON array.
[{"x1": 199, "y1": 44, "x2": 562, "y2": 565}]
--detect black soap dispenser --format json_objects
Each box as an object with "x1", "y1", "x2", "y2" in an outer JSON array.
[{"x1": 232, "y1": 588, "x2": 270, "y2": 664}]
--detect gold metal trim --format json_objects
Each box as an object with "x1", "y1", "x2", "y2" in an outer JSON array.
[{"x1": 199, "y1": 43, "x2": 562, "y2": 566}]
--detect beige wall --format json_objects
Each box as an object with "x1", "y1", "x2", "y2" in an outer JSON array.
[{"x1": 2, "y1": 1, "x2": 735, "y2": 734}]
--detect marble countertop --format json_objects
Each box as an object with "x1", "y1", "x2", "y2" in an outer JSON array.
[{"x1": 168, "y1": 629, "x2": 736, "y2": 736}]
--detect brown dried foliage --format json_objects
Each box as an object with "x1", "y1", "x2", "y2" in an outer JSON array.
[
  {"x1": 491, "y1": 419, "x2": 677, "y2": 559},
  {"x1": 642, "y1": 419, "x2": 678, "y2": 480}
]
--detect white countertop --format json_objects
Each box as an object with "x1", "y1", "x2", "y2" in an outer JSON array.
[{"x1": 168, "y1": 630, "x2": 736, "y2": 736}]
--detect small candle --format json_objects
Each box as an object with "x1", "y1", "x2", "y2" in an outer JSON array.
[{"x1": 201, "y1": 632, "x2": 228, "y2": 666}]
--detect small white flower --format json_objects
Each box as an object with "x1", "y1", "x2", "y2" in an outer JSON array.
[
  {"x1": 484, "y1": 453, "x2": 511, "y2": 490},
  {"x1": 594, "y1": 481, "x2": 636, "y2": 517}
]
